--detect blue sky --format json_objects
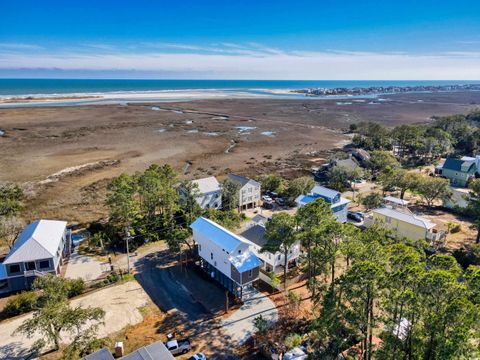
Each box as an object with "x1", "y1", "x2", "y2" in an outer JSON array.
[{"x1": 1, "y1": 0, "x2": 480, "y2": 79}]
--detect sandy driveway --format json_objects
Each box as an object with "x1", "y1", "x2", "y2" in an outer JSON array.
[
  {"x1": 0, "y1": 281, "x2": 150, "y2": 359},
  {"x1": 221, "y1": 286, "x2": 278, "y2": 345},
  {"x1": 65, "y1": 248, "x2": 109, "y2": 281}
]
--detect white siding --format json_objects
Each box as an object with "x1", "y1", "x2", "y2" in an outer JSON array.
[{"x1": 194, "y1": 229, "x2": 249, "y2": 279}]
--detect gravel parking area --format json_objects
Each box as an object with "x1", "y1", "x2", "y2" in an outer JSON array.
[{"x1": 0, "y1": 281, "x2": 150, "y2": 359}]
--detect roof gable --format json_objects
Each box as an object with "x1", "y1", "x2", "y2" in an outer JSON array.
[
  {"x1": 228, "y1": 174, "x2": 260, "y2": 188},
  {"x1": 3, "y1": 220, "x2": 67, "y2": 265},
  {"x1": 311, "y1": 185, "x2": 340, "y2": 201},
  {"x1": 442, "y1": 158, "x2": 475, "y2": 172},
  {"x1": 373, "y1": 207, "x2": 435, "y2": 229},
  {"x1": 192, "y1": 176, "x2": 220, "y2": 194}
]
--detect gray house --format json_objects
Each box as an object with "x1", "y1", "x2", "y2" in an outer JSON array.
[
  {"x1": 0, "y1": 219, "x2": 71, "y2": 293},
  {"x1": 228, "y1": 174, "x2": 261, "y2": 210}
]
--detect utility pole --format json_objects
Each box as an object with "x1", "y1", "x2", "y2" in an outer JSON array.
[{"x1": 124, "y1": 227, "x2": 131, "y2": 274}]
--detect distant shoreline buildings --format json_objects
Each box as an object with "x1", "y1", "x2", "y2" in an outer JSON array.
[{"x1": 292, "y1": 83, "x2": 480, "y2": 97}]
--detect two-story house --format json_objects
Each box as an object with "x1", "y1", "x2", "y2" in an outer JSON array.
[
  {"x1": 188, "y1": 176, "x2": 222, "y2": 209},
  {"x1": 190, "y1": 217, "x2": 261, "y2": 299},
  {"x1": 240, "y1": 224, "x2": 301, "y2": 273},
  {"x1": 228, "y1": 174, "x2": 261, "y2": 210},
  {"x1": 436, "y1": 157, "x2": 478, "y2": 187},
  {"x1": 295, "y1": 185, "x2": 350, "y2": 223},
  {"x1": 0, "y1": 219, "x2": 71, "y2": 293}
]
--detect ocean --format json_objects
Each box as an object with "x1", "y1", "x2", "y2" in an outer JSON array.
[
  {"x1": 0, "y1": 79, "x2": 478, "y2": 107},
  {"x1": 0, "y1": 79, "x2": 476, "y2": 96}
]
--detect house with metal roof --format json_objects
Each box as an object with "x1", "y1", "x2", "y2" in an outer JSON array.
[
  {"x1": 364, "y1": 205, "x2": 445, "y2": 244},
  {"x1": 0, "y1": 219, "x2": 71, "y2": 293},
  {"x1": 228, "y1": 174, "x2": 261, "y2": 210},
  {"x1": 437, "y1": 157, "x2": 478, "y2": 187},
  {"x1": 84, "y1": 342, "x2": 174, "y2": 360},
  {"x1": 295, "y1": 185, "x2": 350, "y2": 223},
  {"x1": 185, "y1": 176, "x2": 222, "y2": 209},
  {"x1": 190, "y1": 217, "x2": 261, "y2": 299},
  {"x1": 240, "y1": 224, "x2": 301, "y2": 273}
]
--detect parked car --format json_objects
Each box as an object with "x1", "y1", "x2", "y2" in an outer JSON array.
[
  {"x1": 188, "y1": 353, "x2": 206, "y2": 360},
  {"x1": 275, "y1": 198, "x2": 286, "y2": 206},
  {"x1": 347, "y1": 212, "x2": 363, "y2": 223},
  {"x1": 267, "y1": 191, "x2": 279, "y2": 199},
  {"x1": 166, "y1": 338, "x2": 191, "y2": 355},
  {"x1": 262, "y1": 195, "x2": 273, "y2": 202},
  {"x1": 263, "y1": 201, "x2": 274, "y2": 209}
]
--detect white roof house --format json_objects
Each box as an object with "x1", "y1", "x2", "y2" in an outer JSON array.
[
  {"x1": 384, "y1": 196, "x2": 410, "y2": 207},
  {"x1": 3, "y1": 220, "x2": 67, "y2": 265},
  {"x1": 190, "y1": 176, "x2": 222, "y2": 209},
  {"x1": 192, "y1": 176, "x2": 221, "y2": 194}
]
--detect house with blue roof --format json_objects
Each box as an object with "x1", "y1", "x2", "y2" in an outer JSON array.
[
  {"x1": 295, "y1": 185, "x2": 350, "y2": 223},
  {"x1": 0, "y1": 219, "x2": 71, "y2": 294},
  {"x1": 190, "y1": 217, "x2": 261, "y2": 299},
  {"x1": 437, "y1": 157, "x2": 478, "y2": 187}
]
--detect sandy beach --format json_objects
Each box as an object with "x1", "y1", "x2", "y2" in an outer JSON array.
[{"x1": 0, "y1": 91, "x2": 479, "y2": 224}]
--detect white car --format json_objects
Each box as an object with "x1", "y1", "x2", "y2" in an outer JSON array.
[{"x1": 188, "y1": 353, "x2": 206, "y2": 360}]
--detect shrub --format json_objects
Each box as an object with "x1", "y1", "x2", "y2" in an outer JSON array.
[
  {"x1": 447, "y1": 222, "x2": 462, "y2": 234},
  {"x1": 66, "y1": 278, "x2": 85, "y2": 298},
  {"x1": 3, "y1": 291, "x2": 38, "y2": 317}
]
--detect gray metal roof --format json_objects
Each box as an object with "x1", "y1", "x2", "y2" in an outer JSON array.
[
  {"x1": 228, "y1": 174, "x2": 260, "y2": 188},
  {"x1": 122, "y1": 341, "x2": 174, "y2": 360},
  {"x1": 84, "y1": 348, "x2": 114, "y2": 360},
  {"x1": 3, "y1": 220, "x2": 67, "y2": 265},
  {"x1": 241, "y1": 224, "x2": 267, "y2": 247},
  {"x1": 311, "y1": 185, "x2": 340, "y2": 200}
]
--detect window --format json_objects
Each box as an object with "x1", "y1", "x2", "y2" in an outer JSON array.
[
  {"x1": 9, "y1": 264, "x2": 21, "y2": 273},
  {"x1": 198, "y1": 244, "x2": 201, "y2": 251},
  {"x1": 210, "y1": 253, "x2": 213, "y2": 260},
  {"x1": 277, "y1": 255, "x2": 281, "y2": 260},
  {"x1": 39, "y1": 260, "x2": 50, "y2": 269},
  {"x1": 214, "y1": 261, "x2": 217, "y2": 267},
  {"x1": 26, "y1": 261, "x2": 36, "y2": 271},
  {"x1": 238, "y1": 250, "x2": 242, "y2": 254},
  {"x1": 248, "y1": 270, "x2": 252, "y2": 277},
  {"x1": 248, "y1": 187, "x2": 252, "y2": 193}
]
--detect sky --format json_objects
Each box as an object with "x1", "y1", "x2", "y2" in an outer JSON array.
[{"x1": 1, "y1": 0, "x2": 480, "y2": 80}]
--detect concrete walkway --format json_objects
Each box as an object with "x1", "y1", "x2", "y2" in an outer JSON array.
[{"x1": 220, "y1": 286, "x2": 278, "y2": 345}]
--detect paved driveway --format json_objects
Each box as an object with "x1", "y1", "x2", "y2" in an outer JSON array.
[
  {"x1": 0, "y1": 281, "x2": 150, "y2": 359},
  {"x1": 221, "y1": 286, "x2": 278, "y2": 345}
]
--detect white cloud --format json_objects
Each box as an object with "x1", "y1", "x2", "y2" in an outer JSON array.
[{"x1": 0, "y1": 44, "x2": 479, "y2": 79}]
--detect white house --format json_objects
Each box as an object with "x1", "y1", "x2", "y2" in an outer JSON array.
[
  {"x1": 228, "y1": 174, "x2": 261, "y2": 210},
  {"x1": 295, "y1": 185, "x2": 350, "y2": 223},
  {"x1": 190, "y1": 217, "x2": 262, "y2": 299},
  {"x1": 240, "y1": 224, "x2": 301, "y2": 273},
  {"x1": 190, "y1": 176, "x2": 222, "y2": 209},
  {"x1": 0, "y1": 220, "x2": 71, "y2": 293}
]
